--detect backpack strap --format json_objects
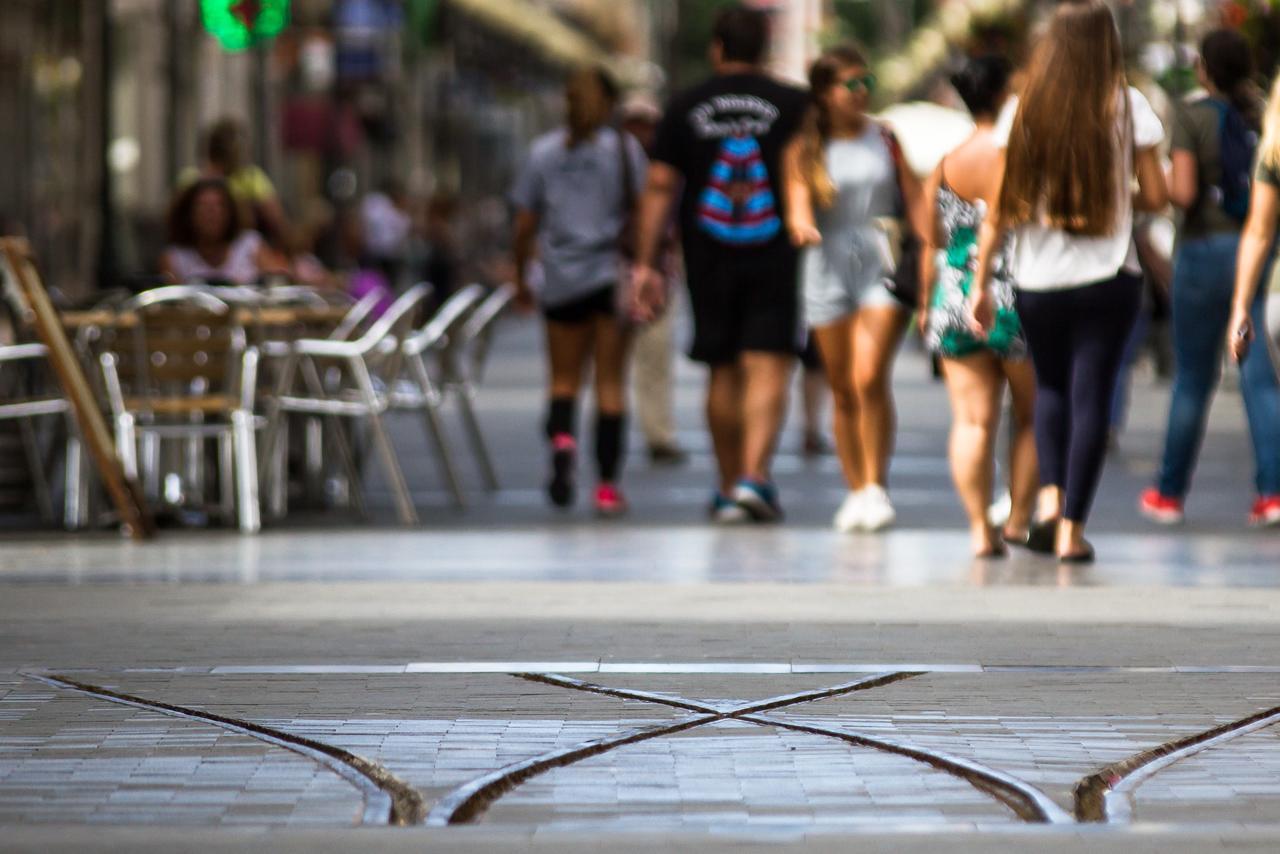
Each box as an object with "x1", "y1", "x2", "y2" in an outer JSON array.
[
  {"x1": 878, "y1": 124, "x2": 909, "y2": 216},
  {"x1": 615, "y1": 126, "x2": 638, "y2": 257}
]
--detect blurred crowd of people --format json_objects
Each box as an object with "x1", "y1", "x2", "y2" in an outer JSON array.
[
  {"x1": 509, "y1": 0, "x2": 1280, "y2": 563},
  {"x1": 154, "y1": 116, "x2": 492, "y2": 316}
]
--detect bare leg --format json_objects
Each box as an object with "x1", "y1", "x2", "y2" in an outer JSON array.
[
  {"x1": 707, "y1": 364, "x2": 744, "y2": 495},
  {"x1": 739, "y1": 351, "x2": 794, "y2": 482},
  {"x1": 941, "y1": 353, "x2": 1005, "y2": 555},
  {"x1": 1038, "y1": 486, "x2": 1064, "y2": 522},
  {"x1": 1002, "y1": 357, "x2": 1039, "y2": 539},
  {"x1": 545, "y1": 320, "x2": 594, "y2": 403},
  {"x1": 591, "y1": 315, "x2": 632, "y2": 417},
  {"x1": 852, "y1": 306, "x2": 909, "y2": 487},
  {"x1": 812, "y1": 318, "x2": 863, "y2": 491}
]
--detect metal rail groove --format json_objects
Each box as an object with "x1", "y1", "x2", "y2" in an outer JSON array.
[
  {"x1": 751, "y1": 714, "x2": 1072, "y2": 824},
  {"x1": 429, "y1": 672, "x2": 937, "y2": 825},
  {"x1": 1074, "y1": 703, "x2": 1280, "y2": 822},
  {"x1": 425, "y1": 714, "x2": 717, "y2": 826},
  {"x1": 26, "y1": 673, "x2": 426, "y2": 826},
  {"x1": 522, "y1": 672, "x2": 1068, "y2": 825}
]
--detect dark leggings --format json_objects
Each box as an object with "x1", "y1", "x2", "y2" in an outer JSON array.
[{"x1": 1015, "y1": 273, "x2": 1143, "y2": 523}]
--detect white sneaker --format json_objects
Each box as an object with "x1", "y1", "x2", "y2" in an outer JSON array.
[
  {"x1": 987, "y1": 490, "x2": 1012, "y2": 529},
  {"x1": 860, "y1": 484, "x2": 896, "y2": 532},
  {"x1": 833, "y1": 489, "x2": 867, "y2": 533}
]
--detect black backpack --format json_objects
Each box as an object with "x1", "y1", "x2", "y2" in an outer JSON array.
[{"x1": 1208, "y1": 98, "x2": 1259, "y2": 222}]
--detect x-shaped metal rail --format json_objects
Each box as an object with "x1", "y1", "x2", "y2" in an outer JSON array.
[{"x1": 426, "y1": 671, "x2": 1072, "y2": 825}]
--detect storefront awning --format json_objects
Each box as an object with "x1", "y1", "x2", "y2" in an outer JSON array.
[{"x1": 446, "y1": 0, "x2": 617, "y2": 72}]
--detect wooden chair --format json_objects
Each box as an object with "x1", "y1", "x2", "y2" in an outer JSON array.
[{"x1": 99, "y1": 287, "x2": 261, "y2": 532}]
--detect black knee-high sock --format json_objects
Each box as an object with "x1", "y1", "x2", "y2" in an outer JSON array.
[
  {"x1": 595, "y1": 413, "x2": 626, "y2": 482},
  {"x1": 545, "y1": 397, "x2": 577, "y2": 441}
]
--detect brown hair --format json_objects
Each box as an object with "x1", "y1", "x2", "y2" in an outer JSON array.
[
  {"x1": 798, "y1": 44, "x2": 867, "y2": 210},
  {"x1": 1200, "y1": 29, "x2": 1260, "y2": 130},
  {"x1": 565, "y1": 66, "x2": 619, "y2": 146},
  {"x1": 167, "y1": 179, "x2": 243, "y2": 248},
  {"x1": 999, "y1": 1, "x2": 1127, "y2": 237}
]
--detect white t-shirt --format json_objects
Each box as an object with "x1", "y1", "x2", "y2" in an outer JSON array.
[{"x1": 994, "y1": 87, "x2": 1164, "y2": 291}]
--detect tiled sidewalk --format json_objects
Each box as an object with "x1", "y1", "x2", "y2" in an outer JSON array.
[{"x1": 4, "y1": 669, "x2": 1279, "y2": 834}]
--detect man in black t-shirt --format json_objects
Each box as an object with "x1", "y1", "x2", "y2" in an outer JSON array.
[{"x1": 632, "y1": 4, "x2": 808, "y2": 523}]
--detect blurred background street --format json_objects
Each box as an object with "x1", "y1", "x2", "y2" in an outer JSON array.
[{"x1": 3, "y1": 1, "x2": 1280, "y2": 852}]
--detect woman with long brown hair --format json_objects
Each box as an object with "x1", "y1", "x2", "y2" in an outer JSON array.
[
  {"x1": 784, "y1": 44, "x2": 926, "y2": 532},
  {"x1": 970, "y1": 0, "x2": 1168, "y2": 562},
  {"x1": 1227, "y1": 72, "x2": 1280, "y2": 527}
]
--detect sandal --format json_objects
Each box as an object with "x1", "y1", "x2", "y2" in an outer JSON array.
[
  {"x1": 1057, "y1": 542, "x2": 1095, "y2": 564},
  {"x1": 1025, "y1": 519, "x2": 1059, "y2": 555}
]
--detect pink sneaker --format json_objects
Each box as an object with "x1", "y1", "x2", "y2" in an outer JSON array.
[
  {"x1": 1138, "y1": 488, "x2": 1184, "y2": 525},
  {"x1": 593, "y1": 483, "x2": 628, "y2": 518},
  {"x1": 1249, "y1": 495, "x2": 1280, "y2": 528}
]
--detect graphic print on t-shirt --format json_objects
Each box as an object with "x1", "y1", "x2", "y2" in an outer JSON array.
[{"x1": 697, "y1": 135, "x2": 781, "y2": 246}]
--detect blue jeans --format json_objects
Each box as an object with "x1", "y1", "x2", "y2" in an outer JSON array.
[{"x1": 1156, "y1": 233, "x2": 1280, "y2": 497}]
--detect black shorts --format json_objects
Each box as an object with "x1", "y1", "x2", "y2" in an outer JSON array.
[
  {"x1": 542, "y1": 284, "x2": 616, "y2": 324},
  {"x1": 682, "y1": 236, "x2": 802, "y2": 365},
  {"x1": 799, "y1": 332, "x2": 823, "y2": 372}
]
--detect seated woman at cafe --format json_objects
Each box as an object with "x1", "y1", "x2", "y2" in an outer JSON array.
[{"x1": 160, "y1": 178, "x2": 285, "y2": 286}]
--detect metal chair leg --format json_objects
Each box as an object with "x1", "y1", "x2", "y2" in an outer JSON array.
[
  {"x1": 269, "y1": 420, "x2": 288, "y2": 519},
  {"x1": 115, "y1": 413, "x2": 139, "y2": 482},
  {"x1": 185, "y1": 434, "x2": 204, "y2": 509},
  {"x1": 63, "y1": 428, "x2": 86, "y2": 530},
  {"x1": 323, "y1": 414, "x2": 367, "y2": 517},
  {"x1": 456, "y1": 387, "x2": 499, "y2": 492},
  {"x1": 144, "y1": 433, "x2": 162, "y2": 502},
  {"x1": 349, "y1": 357, "x2": 418, "y2": 525},
  {"x1": 232, "y1": 409, "x2": 260, "y2": 534},
  {"x1": 297, "y1": 355, "x2": 366, "y2": 516},
  {"x1": 18, "y1": 416, "x2": 54, "y2": 522},
  {"x1": 257, "y1": 351, "x2": 297, "y2": 488},
  {"x1": 304, "y1": 416, "x2": 324, "y2": 497},
  {"x1": 409, "y1": 356, "x2": 466, "y2": 508},
  {"x1": 218, "y1": 432, "x2": 236, "y2": 521}
]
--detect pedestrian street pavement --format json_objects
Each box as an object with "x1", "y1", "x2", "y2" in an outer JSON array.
[{"x1": 1, "y1": 312, "x2": 1279, "y2": 851}]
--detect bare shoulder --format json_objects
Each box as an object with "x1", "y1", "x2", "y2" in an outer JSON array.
[{"x1": 941, "y1": 131, "x2": 1002, "y2": 201}]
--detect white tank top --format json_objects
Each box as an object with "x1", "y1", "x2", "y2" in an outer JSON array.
[{"x1": 164, "y1": 231, "x2": 263, "y2": 285}]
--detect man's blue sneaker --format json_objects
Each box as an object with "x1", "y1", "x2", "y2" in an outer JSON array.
[
  {"x1": 733, "y1": 478, "x2": 783, "y2": 522},
  {"x1": 709, "y1": 491, "x2": 748, "y2": 524}
]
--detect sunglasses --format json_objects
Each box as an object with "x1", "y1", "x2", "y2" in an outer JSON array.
[{"x1": 843, "y1": 73, "x2": 877, "y2": 94}]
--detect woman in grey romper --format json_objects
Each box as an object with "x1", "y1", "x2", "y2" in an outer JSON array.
[{"x1": 784, "y1": 44, "x2": 926, "y2": 532}]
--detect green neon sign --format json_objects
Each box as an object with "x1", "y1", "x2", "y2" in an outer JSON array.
[{"x1": 202, "y1": 0, "x2": 291, "y2": 51}]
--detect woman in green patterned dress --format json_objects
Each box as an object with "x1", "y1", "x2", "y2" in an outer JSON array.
[{"x1": 919, "y1": 57, "x2": 1037, "y2": 558}]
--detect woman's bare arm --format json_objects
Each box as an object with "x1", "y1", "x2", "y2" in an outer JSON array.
[{"x1": 1228, "y1": 180, "x2": 1279, "y2": 361}]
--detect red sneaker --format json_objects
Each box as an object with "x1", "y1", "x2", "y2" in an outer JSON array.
[
  {"x1": 593, "y1": 483, "x2": 628, "y2": 518},
  {"x1": 1138, "y1": 488, "x2": 1184, "y2": 525},
  {"x1": 1248, "y1": 495, "x2": 1280, "y2": 528}
]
